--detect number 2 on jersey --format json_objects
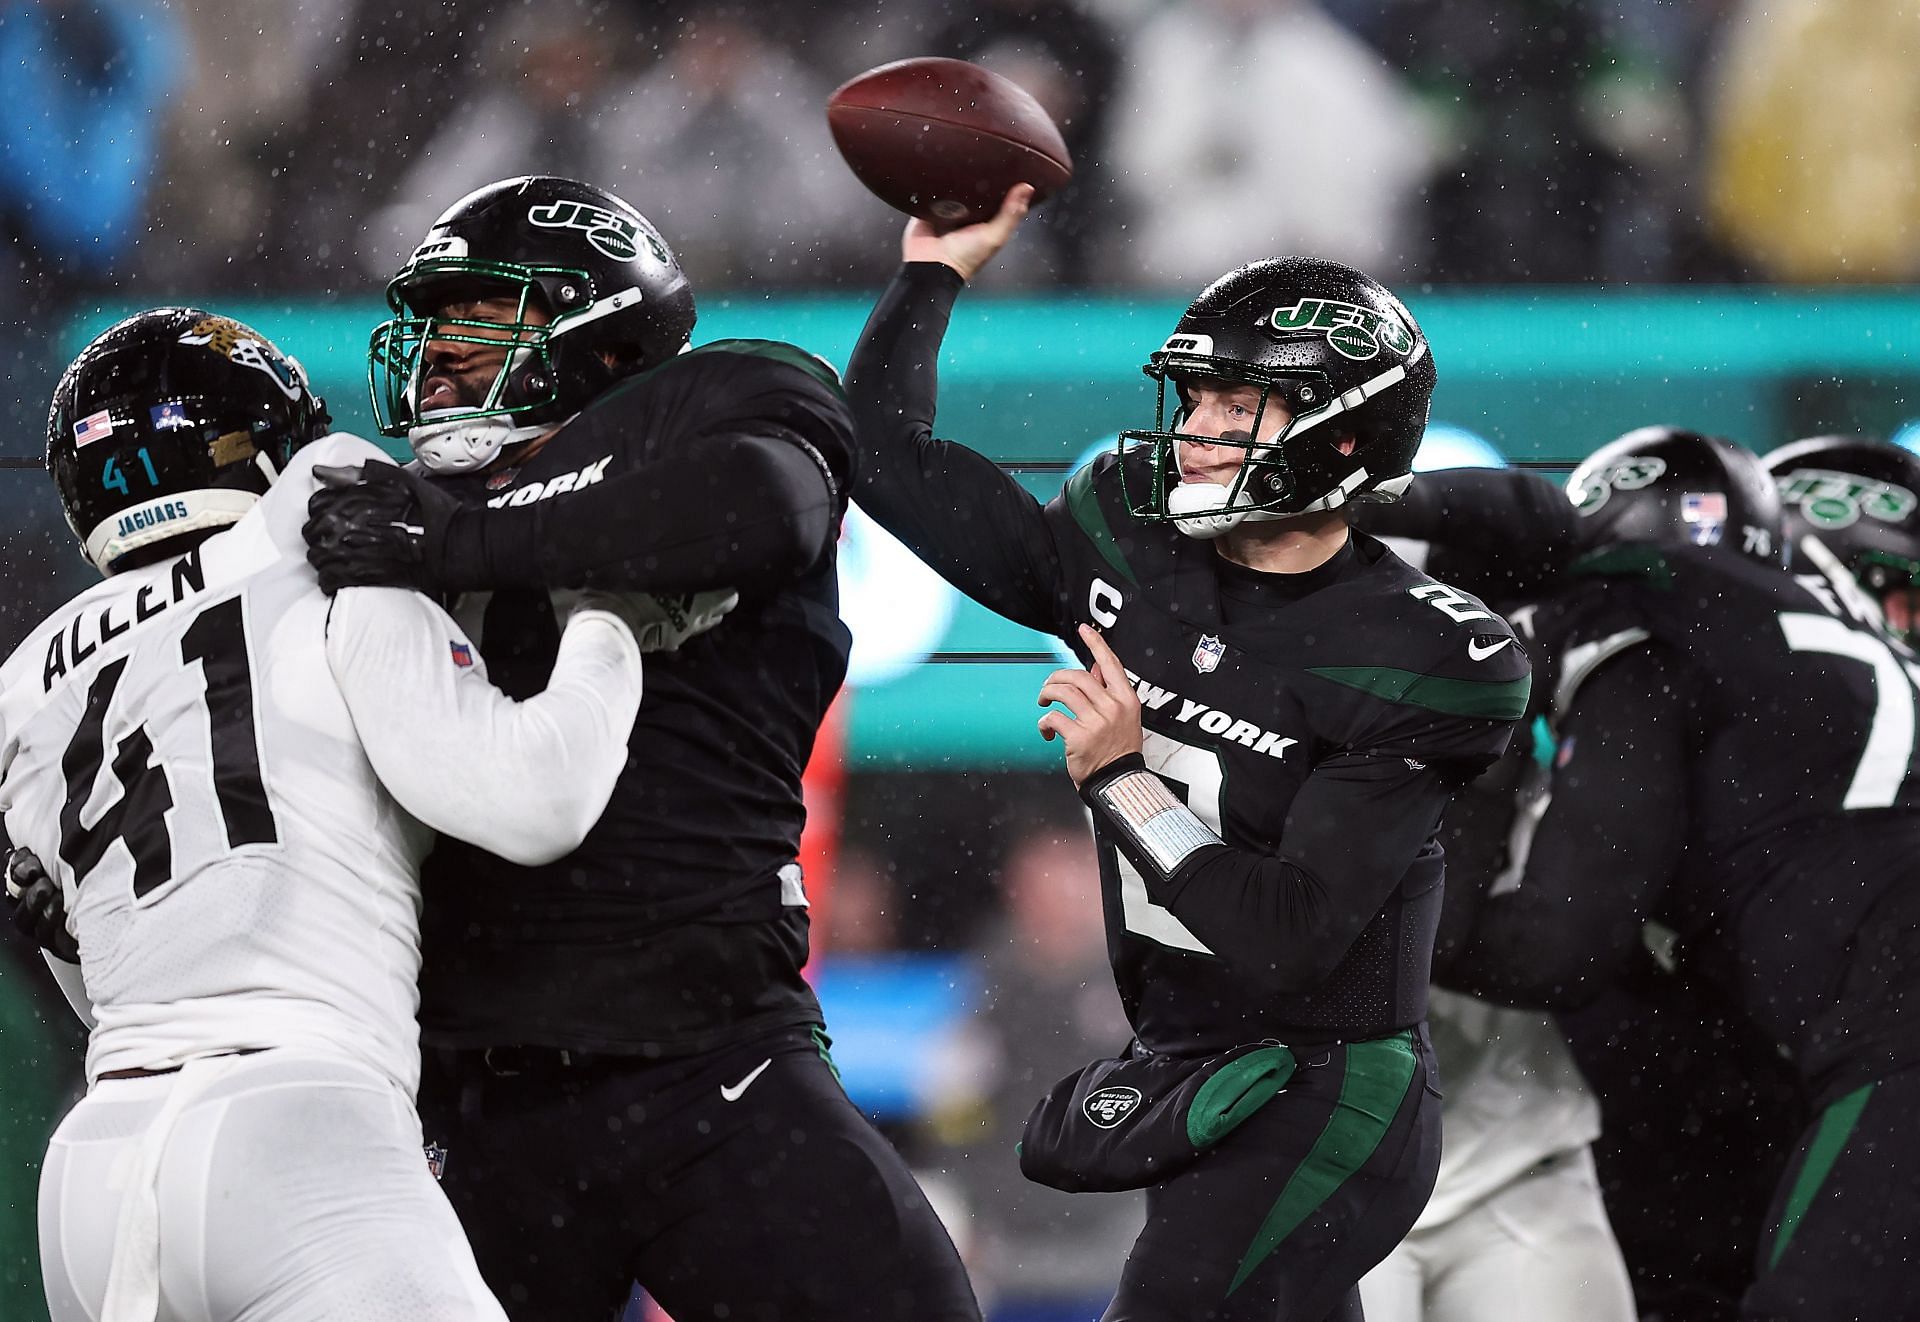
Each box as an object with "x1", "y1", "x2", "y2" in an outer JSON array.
[
  {"x1": 59, "y1": 596, "x2": 278, "y2": 897},
  {"x1": 1114, "y1": 729, "x2": 1223, "y2": 955}
]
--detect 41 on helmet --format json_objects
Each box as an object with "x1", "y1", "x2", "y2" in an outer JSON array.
[
  {"x1": 369, "y1": 175, "x2": 697, "y2": 473},
  {"x1": 47, "y1": 307, "x2": 330, "y2": 574},
  {"x1": 1117, "y1": 256, "x2": 1436, "y2": 539}
]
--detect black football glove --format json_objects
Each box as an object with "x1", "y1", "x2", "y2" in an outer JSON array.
[
  {"x1": 7, "y1": 847, "x2": 79, "y2": 963},
  {"x1": 303, "y1": 463, "x2": 461, "y2": 595}
]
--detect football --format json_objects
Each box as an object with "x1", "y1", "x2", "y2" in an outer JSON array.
[{"x1": 827, "y1": 56, "x2": 1074, "y2": 229}]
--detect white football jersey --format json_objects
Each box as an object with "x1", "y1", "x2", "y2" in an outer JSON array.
[{"x1": 0, "y1": 434, "x2": 642, "y2": 1095}]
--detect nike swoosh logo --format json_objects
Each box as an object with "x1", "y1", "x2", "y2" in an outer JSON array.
[
  {"x1": 1467, "y1": 637, "x2": 1514, "y2": 661},
  {"x1": 720, "y1": 1058, "x2": 773, "y2": 1103}
]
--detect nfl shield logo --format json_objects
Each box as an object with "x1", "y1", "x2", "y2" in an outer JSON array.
[
  {"x1": 423, "y1": 1142, "x2": 447, "y2": 1181},
  {"x1": 485, "y1": 468, "x2": 519, "y2": 492},
  {"x1": 149, "y1": 402, "x2": 192, "y2": 431},
  {"x1": 449, "y1": 641, "x2": 474, "y2": 668},
  {"x1": 1681, "y1": 491, "x2": 1728, "y2": 546},
  {"x1": 1192, "y1": 634, "x2": 1226, "y2": 674}
]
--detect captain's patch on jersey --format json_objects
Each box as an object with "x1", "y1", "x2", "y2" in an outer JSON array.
[
  {"x1": 449, "y1": 641, "x2": 474, "y2": 668},
  {"x1": 1192, "y1": 633, "x2": 1226, "y2": 674}
]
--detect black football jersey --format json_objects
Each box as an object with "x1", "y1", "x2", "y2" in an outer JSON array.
[
  {"x1": 1522, "y1": 540, "x2": 1920, "y2": 1087},
  {"x1": 1043, "y1": 453, "x2": 1529, "y2": 1052},
  {"x1": 418, "y1": 341, "x2": 854, "y2": 1054}
]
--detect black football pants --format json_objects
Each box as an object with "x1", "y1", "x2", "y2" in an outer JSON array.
[
  {"x1": 1745, "y1": 1064, "x2": 1920, "y2": 1321},
  {"x1": 417, "y1": 1024, "x2": 980, "y2": 1322},
  {"x1": 1103, "y1": 1026, "x2": 1442, "y2": 1322}
]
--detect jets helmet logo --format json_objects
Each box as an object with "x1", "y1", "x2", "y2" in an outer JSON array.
[
  {"x1": 528, "y1": 200, "x2": 660, "y2": 263},
  {"x1": 1777, "y1": 468, "x2": 1919, "y2": 531},
  {"x1": 1084, "y1": 1086, "x2": 1144, "y2": 1129},
  {"x1": 1570, "y1": 456, "x2": 1667, "y2": 515},
  {"x1": 1265, "y1": 298, "x2": 1415, "y2": 361}
]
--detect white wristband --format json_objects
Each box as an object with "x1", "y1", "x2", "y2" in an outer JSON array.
[{"x1": 1093, "y1": 768, "x2": 1223, "y2": 880}]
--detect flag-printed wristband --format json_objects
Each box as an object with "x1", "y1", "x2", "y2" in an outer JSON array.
[{"x1": 1083, "y1": 756, "x2": 1223, "y2": 884}]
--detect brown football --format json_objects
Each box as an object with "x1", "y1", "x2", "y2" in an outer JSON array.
[{"x1": 827, "y1": 56, "x2": 1074, "y2": 229}]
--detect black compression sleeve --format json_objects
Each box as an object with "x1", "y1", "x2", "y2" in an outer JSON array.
[
  {"x1": 435, "y1": 430, "x2": 835, "y2": 595},
  {"x1": 1088, "y1": 752, "x2": 1453, "y2": 996},
  {"x1": 844, "y1": 262, "x2": 1068, "y2": 634},
  {"x1": 1356, "y1": 469, "x2": 1585, "y2": 601},
  {"x1": 1440, "y1": 644, "x2": 1691, "y2": 1009}
]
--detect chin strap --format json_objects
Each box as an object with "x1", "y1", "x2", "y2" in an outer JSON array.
[{"x1": 409, "y1": 412, "x2": 552, "y2": 475}]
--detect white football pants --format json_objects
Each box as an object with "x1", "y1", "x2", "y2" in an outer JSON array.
[
  {"x1": 1358, "y1": 1147, "x2": 1636, "y2": 1322},
  {"x1": 38, "y1": 1049, "x2": 505, "y2": 1322}
]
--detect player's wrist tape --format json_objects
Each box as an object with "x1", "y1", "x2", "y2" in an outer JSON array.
[{"x1": 1082, "y1": 757, "x2": 1224, "y2": 885}]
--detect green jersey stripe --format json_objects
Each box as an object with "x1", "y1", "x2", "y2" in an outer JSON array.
[
  {"x1": 1065, "y1": 464, "x2": 1138, "y2": 585},
  {"x1": 1306, "y1": 666, "x2": 1532, "y2": 720}
]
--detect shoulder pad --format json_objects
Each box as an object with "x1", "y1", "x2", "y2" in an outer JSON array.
[{"x1": 686, "y1": 339, "x2": 844, "y2": 393}]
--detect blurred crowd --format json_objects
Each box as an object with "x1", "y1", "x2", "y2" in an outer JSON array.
[{"x1": 4, "y1": 0, "x2": 1919, "y2": 313}]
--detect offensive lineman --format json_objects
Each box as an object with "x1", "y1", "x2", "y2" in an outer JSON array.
[
  {"x1": 1403, "y1": 429, "x2": 1920, "y2": 1320},
  {"x1": 844, "y1": 189, "x2": 1529, "y2": 1319},
  {"x1": 7, "y1": 310, "x2": 646, "y2": 1321},
  {"x1": 301, "y1": 176, "x2": 978, "y2": 1321}
]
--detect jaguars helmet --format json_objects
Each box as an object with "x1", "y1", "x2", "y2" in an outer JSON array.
[
  {"x1": 47, "y1": 308, "x2": 330, "y2": 575},
  {"x1": 369, "y1": 175, "x2": 697, "y2": 473},
  {"x1": 1765, "y1": 434, "x2": 1920, "y2": 639},
  {"x1": 1565, "y1": 426, "x2": 1785, "y2": 566},
  {"x1": 1117, "y1": 257, "x2": 1436, "y2": 538}
]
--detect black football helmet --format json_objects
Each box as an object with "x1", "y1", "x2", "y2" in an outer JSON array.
[
  {"x1": 1117, "y1": 257, "x2": 1436, "y2": 537},
  {"x1": 47, "y1": 308, "x2": 330, "y2": 575},
  {"x1": 1765, "y1": 434, "x2": 1920, "y2": 639},
  {"x1": 1565, "y1": 426, "x2": 1785, "y2": 566},
  {"x1": 369, "y1": 175, "x2": 696, "y2": 472}
]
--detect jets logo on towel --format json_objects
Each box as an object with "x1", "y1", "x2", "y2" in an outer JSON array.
[{"x1": 1084, "y1": 1086, "x2": 1143, "y2": 1129}]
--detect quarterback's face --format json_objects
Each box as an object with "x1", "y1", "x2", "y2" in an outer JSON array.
[
  {"x1": 418, "y1": 295, "x2": 550, "y2": 413},
  {"x1": 1174, "y1": 379, "x2": 1292, "y2": 487}
]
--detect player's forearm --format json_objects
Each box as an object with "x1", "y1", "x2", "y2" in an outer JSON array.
[
  {"x1": 437, "y1": 608, "x2": 643, "y2": 864},
  {"x1": 1358, "y1": 469, "x2": 1584, "y2": 598},
  {"x1": 845, "y1": 264, "x2": 1067, "y2": 632},
  {"x1": 435, "y1": 432, "x2": 835, "y2": 595},
  {"x1": 846, "y1": 261, "x2": 961, "y2": 449},
  {"x1": 329, "y1": 589, "x2": 643, "y2": 865},
  {"x1": 1084, "y1": 754, "x2": 1446, "y2": 995},
  {"x1": 1439, "y1": 648, "x2": 1688, "y2": 1008}
]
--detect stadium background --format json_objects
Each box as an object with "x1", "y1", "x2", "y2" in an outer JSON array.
[{"x1": 1, "y1": 1, "x2": 1915, "y2": 1317}]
